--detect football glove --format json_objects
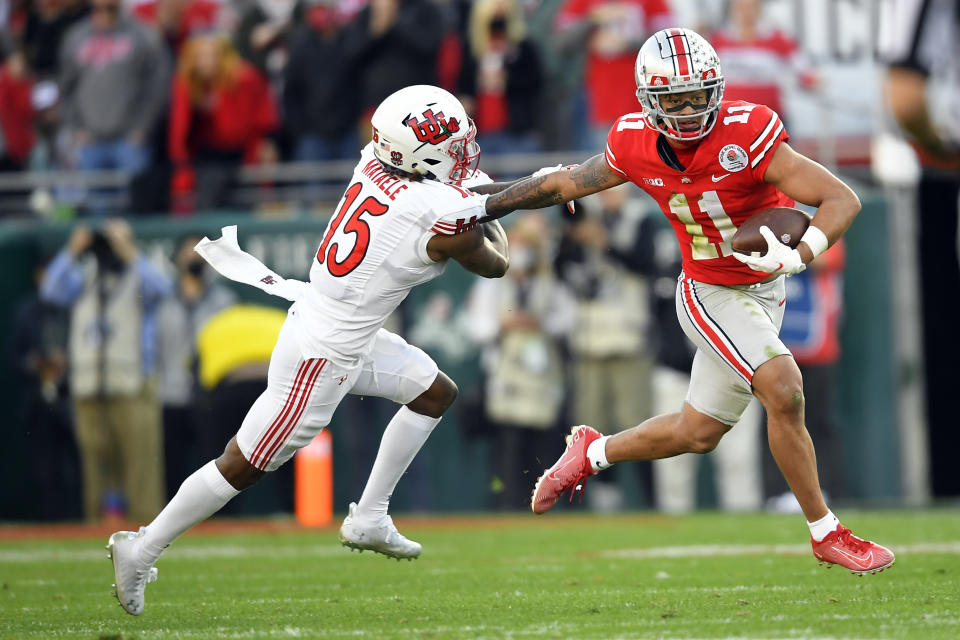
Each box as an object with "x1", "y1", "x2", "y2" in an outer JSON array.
[
  {"x1": 461, "y1": 170, "x2": 494, "y2": 188},
  {"x1": 732, "y1": 225, "x2": 806, "y2": 276}
]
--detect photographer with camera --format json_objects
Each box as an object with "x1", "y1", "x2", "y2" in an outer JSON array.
[{"x1": 41, "y1": 219, "x2": 172, "y2": 522}]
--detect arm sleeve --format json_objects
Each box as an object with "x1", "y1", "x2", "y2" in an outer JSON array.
[
  {"x1": 428, "y1": 189, "x2": 490, "y2": 236},
  {"x1": 40, "y1": 250, "x2": 84, "y2": 307},
  {"x1": 747, "y1": 105, "x2": 789, "y2": 181}
]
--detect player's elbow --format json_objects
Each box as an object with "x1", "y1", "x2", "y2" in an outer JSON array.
[
  {"x1": 479, "y1": 255, "x2": 509, "y2": 279},
  {"x1": 842, "y1": 186, "x2": 862, "y2": 220}
]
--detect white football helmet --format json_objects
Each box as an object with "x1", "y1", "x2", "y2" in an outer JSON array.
[
  {"x1": 634, "y1": 28, "x2": 725, "y2": 141},
  {"x1": 370, "y1": 85, "x2": 480, "y2": 185}
]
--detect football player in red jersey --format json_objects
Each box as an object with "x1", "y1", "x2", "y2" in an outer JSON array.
[{"x1": 486, "y1": 27, "x2": 894, "y2": 575}]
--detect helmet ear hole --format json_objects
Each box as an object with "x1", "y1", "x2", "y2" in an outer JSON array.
[{"x1": 422, "y1": 158, "x2": 441, "y2": 166}]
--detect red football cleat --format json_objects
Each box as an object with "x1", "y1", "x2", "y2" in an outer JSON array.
[
  {"x1": 530, "y1": 425, "x2": 602, "y2": 514},
  {"x1": 811, "y1": 524, "x2": 895, "y2": 575}
]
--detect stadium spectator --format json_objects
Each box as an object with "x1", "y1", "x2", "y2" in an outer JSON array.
[
  {"x1": 879, "y1": 0, "x2": 960, "y2": 498},
  {"x1": 554, "y1": 184, "x2": 657, "y2": 510},
  {"x1": 168, "y1": 33, "x2": 278, "y2": 212},
  {"x1": 765, "y1": 239, "x2": 848, "y2": 512},
  {"x1": 0, "y1": 48, "x2": 36, "y2": 171},
  {"x1": 283, "y1": 0, "x2": 359, "y2": 164},
  {"x1": 525, "y1": 28, "x2": 895, "y2": 575},
  {"x1": 457, "y1": 0, "x2": 544, "y2": 155},
  {"x1": 58, "y1": 0, "x2": 170, "y2": 213},
  {"x1": 8, "y1": 249, "x2": 80, "y2": 520},
  {"x1": 708, "y1": 0, "x2": 818, "y2": 124},
  {"x1": 132, "y1": 0, "x2": 225, "y2": 55},
  {"x1": 23, "y1": 0, "x2": 89, "y2": 77},
  {"x1": 340, "y1": 0, "x2": 443, "y2": 137},
  {"x1": 233, "y1": 0, "x2": 304, "y2": 80},
  {"x1": 466, "y1": 212, "x2": 575, "y2": 510},
  {"x1": 155, "y1": 234, "x2": 237, "y2": 499},
  {"x1": 41, "y1": 219, "x2": 172, "y2": 522},
  {"x1": 554, "y1": 0, "x2": 674, "y2": 150}
]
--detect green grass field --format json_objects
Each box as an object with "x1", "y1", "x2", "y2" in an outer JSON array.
[{"x1": 2, "y1": 510, "x2": 958, "y2": 639}]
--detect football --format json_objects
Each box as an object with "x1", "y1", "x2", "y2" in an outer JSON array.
[{"x1": 731, "y1": 207, "x2": 811, "y2": 256}]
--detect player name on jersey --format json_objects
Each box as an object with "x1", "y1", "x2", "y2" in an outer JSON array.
[{"x1": 360, "y1": 158, "x2": 410, "y2": 201}]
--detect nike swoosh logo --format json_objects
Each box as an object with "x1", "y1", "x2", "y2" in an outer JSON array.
[
  {"x1": 832, "y1": 546, "x2": 875, "y2": 569},
  {"x1": 711, "y1": 173, "x2": 731, "y2": 182},
  {"x1": 547, "y1": 455, "x2": 579, "y2": 480}
]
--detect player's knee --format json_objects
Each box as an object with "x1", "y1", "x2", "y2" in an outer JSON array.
[
  {"x1": 763, "y1": 381, "x2": 805, "y2": 419},
  {"x1": 686, "y1": 429, "x2": 724, "y2": 454},
  {"x1": 407, "y1": 371, "x2": 458, "y2": 418},
  {"x1": 681, "y1": 417, "x2": 728, "y2": 454},
  {"x1": 216, "y1": 438, "x2": 265, "y2": 491}
]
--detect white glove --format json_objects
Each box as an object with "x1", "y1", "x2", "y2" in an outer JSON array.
[
  {"x1": 732, "y1": 225, "x2": 806, "y2": 276},
  {"x1": 532, "y1": 164, "x2": 563, "y2": 178},
  {"x1": 461, "y1": 169, "x2": 494, "y2": 188}
]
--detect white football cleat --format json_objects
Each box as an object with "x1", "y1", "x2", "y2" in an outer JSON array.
[
  {"x1": 106, "y1": 528, "x2": 158, "y2": 616},
  {"x1": 339, "y1": 502, "x2": 421, "y2": 560}
]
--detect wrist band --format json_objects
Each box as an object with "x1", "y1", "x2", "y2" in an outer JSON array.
[{"x1": 800, "y1": 225, "x2": 829, "y2": 259}]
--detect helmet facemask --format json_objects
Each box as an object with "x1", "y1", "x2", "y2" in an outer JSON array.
[
  {"x1": 641, "y1": 80, "x2": 723, "y2": 141},
  {"x1": 446, "y1": 120, "x2": 481, "y2": 185}
]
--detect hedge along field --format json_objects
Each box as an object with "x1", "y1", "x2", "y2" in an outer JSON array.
[{"x1": 1, "y1": 510, "x2": 958, "y2": 639}]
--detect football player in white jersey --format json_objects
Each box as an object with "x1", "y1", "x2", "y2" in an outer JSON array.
[{"x1": 105, "y1": 84, "x2": 578, "y2": 616}]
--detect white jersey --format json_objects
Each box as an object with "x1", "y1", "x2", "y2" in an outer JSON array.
[{"x1": 296, "y1": 142, "x2": 489, "y2": 363}]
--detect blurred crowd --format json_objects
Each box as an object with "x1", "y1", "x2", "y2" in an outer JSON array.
[{"x1": 0, "y1": 0, "x2": 821, "y2": 216}]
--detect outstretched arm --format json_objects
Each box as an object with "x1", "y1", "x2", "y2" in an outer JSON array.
[
  {"x1": 481, "y1": 154, "x2": 627, "y2": 222},
  {"x1": 468, "y1": 178, "x2": 526, "y2": 195}
]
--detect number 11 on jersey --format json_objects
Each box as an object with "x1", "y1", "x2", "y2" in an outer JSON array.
[{"x1": 668, "y1": 189, "x2": 737, "y2": 260}]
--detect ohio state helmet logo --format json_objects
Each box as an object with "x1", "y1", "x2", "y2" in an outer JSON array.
[{"x1": 406, "y1": 109, "x2": 461, "y2": 145}]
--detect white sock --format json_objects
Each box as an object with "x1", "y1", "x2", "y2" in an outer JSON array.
[
  {"x1": 587, "y1": 436, "x2": 612, "y2": 473},
  {"x1": 138, "y1": 460, "x2": 240, "y2": 565},
  {"x1": 354, "y1": 406, "x2": 440, "y2": 524},
  {"x1": 807, "y1": 509, "x2": 840, "y2": 542}
]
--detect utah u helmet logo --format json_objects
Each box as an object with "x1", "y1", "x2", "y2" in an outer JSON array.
[{"x1": 406, "y1": 109, "x2": 461, "y2": 145}]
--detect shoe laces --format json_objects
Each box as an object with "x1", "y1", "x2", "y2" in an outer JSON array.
[
  {"x1": 834, "y1": 526, "x2": 870, "y2": 554},
  {"x1": 567, "y1": 473, "x2": 590, "y2": 504}
]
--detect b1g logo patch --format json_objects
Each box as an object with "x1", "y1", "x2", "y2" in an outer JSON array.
[
  {"x1": 719, "y1": 144, "x2": 748, "y2": 172},
  {"x1": 390, "y1": 150, "x2": 403, "y2": 166}
]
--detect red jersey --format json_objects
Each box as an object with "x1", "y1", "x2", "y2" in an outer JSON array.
[{"x1": 605, "y1": 100, "x2": 792, "y2": 285}]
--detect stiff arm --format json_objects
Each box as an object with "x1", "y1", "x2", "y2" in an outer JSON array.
[{"x1": 479, "y1": 154, "x2": 627, "y2": 222}]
